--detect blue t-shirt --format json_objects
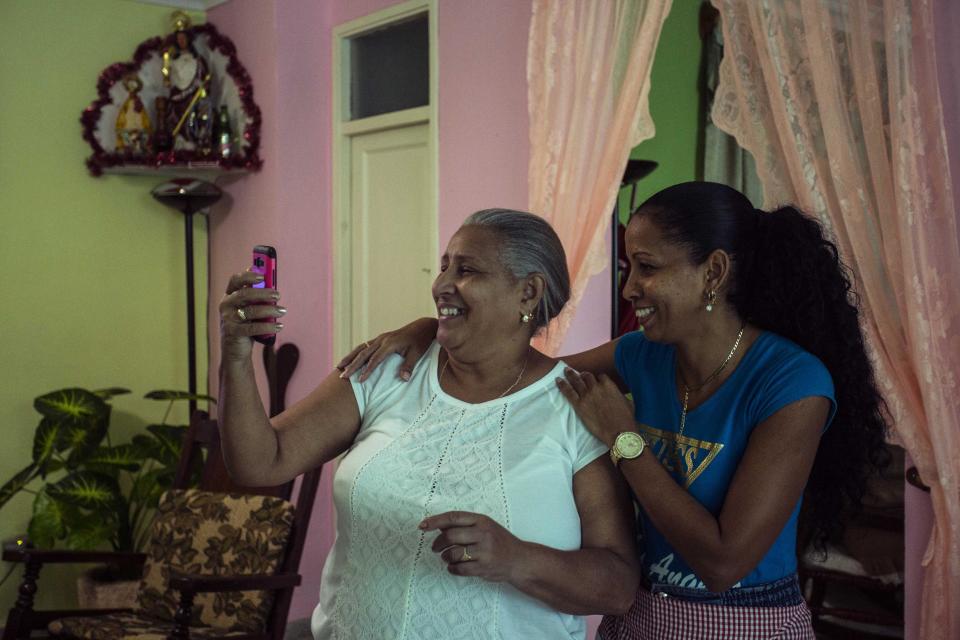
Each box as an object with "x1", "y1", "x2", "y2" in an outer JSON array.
[{"x1": 615, "y1": 330, "x2": 836, "y2": 589}]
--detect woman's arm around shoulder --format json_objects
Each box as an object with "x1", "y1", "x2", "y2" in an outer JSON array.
[
  {"x1": 338, "y1": 317, "x2": 438, "y2": 382},
  {"x1": 561, "y1": 339, "x2": 626, "y2": 392}
]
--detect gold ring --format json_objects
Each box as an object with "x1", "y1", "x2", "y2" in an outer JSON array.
[
  {"x1": 236, "y1": 307, "x2": 247, "y2": 321},
  {"x1": 364, "y1": 341, "x2": 371, "y2": 349},
  {"x1": 460, "y1": 546, "x2": 473, "y2": 562}
]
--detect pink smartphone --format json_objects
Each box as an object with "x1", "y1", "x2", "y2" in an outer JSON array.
[{"x1": 251, "y1": 245, "x2": 277, "y2": 346}]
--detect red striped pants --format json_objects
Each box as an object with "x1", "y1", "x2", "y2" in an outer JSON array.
[{"x1": 598, "y1": 587, "x2": 815, "y2": 639}]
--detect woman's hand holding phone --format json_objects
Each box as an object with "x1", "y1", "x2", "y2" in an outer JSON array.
[{"x1": 219, "y1": 246, "x2": 285, "y2": 363}]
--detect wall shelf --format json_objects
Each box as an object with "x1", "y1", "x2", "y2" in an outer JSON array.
[
  {"x1": 103, "y1": 163, "x2": 248, "y2": 179},
  {"x1": 129, "y1": 0, "x2": 231, "y2": 10}
]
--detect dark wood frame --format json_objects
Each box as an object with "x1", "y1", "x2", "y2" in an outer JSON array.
[{"x1": 3, "y1": 344, "x2": 317, "y2": 640}]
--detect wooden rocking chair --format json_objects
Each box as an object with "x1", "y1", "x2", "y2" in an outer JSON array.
[{"x1": 3, "y1": 343, "x2": 317, "y2": 640}]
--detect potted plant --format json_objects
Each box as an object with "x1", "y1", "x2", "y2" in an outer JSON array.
[{"x1": 0, "y1": 387, "x2": 214, "y2": 607}]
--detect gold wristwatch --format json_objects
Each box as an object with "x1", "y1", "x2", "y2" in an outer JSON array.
[{"x1": 609, "y1": 431, "x2": 645, "y2": 466}]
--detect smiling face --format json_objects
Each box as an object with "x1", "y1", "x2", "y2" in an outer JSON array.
[
  {"x1": 432, "y1": 226, "x2": 529, "y2": 354},
  {"x1": 622, "y1": 213, "x2": 711, "y2": 343}
]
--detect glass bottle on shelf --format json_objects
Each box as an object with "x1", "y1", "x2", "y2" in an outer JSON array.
[
  {"x1": 153, "y1": 96, "x2": 173, "y2": 153},
  {"x1": 213, "y1": 105, "x2": 233, "y2": 159}
]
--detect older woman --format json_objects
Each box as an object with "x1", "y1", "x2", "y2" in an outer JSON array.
[{"x1": 218, "y1": 209, "x2": 638, "y2": 640}]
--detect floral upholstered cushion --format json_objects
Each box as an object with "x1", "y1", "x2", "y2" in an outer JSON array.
[
  {"x1": 48, "y1": 612, "x2": 250, "y2": 639},
  {"x1": 136, "y1": 488, "x2": 295, "y2": 632}
]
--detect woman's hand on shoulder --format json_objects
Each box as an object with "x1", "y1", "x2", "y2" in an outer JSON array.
[
  {"x1": 556, "y1": 368, "x2": 635, "y2": 447},
  {"x1": 219, "y1": 270, "x2": 285, "y2": 363},
  {"x1": 421, "y1": 511, "x2": 525, "y2": 584},
  {"x1": 337, "y1": 317, "x2": 438, "y2": 382}
]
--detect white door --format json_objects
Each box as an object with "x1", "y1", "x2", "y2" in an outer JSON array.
[{"x1": 348, "y1": 123, "x2": 436, "y2": 345}]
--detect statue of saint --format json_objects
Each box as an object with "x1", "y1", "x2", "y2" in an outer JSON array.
[
  {"x1": 162, "y1": 16, "x2": 212, "y2": 152},
  {"x1": 115, "y1": 73, "x2": 152, "y2": 155}
]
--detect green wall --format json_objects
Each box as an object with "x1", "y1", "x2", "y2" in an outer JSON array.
[
  {"x1": 620, "y1": 0, "x2": 704, "y2": 217},
  {"x1": 0, "y1": 0, "x2": 207, "y2": 610}
]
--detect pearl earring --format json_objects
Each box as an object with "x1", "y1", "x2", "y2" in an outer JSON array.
[
  {"x1": 705, "y1": 290, "x2": 717, "y2": 312},
  {"x1": 520, "y1": 311, "x2": 532, "y2": 324}
]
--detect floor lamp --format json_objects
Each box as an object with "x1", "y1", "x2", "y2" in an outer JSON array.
[{"x1": 151, "y1": 178, "x2": 223, "y2": 417}]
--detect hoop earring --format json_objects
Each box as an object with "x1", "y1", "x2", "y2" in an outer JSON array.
[
  {"x1": 705, "y1": 290, "x2": 717, "y2": 312},
  {"x1": 520, "y1": 311, "x2": 532, "y2": 324}
]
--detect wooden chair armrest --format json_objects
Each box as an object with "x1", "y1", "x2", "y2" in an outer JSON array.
[
  {"x1": 2, "y1": 548, "x2": 147, "y2": 566},
  {"x1": 168, "y1": 575, "x2": 300, "y2": 640},
  {"x1": 168, "y1": 572, "x2": 302, "y2": 593},
  {"x1": 25, "y1": 608, "x2": 135, "y2": 626}
]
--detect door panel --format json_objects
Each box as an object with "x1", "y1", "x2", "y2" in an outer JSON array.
[{"x1": 349, "y1": 123, "x2": 436, "y2": 345}]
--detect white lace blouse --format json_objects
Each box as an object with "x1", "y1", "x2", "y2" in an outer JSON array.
[{"x1": 311, "y1": 342, "x2": 607, "y2": 639}]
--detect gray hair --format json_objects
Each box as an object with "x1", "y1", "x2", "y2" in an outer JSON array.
[{"x1": 463, "y1": 208, "x2": 570, "y2": 331}]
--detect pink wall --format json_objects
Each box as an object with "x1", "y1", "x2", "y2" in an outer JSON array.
[
  {"x1": 208, "y1": 0, "x2": 339, "y2": 622},
  {"x1": 435, "y1": 0, "x2": 609, "y2": 354},
  {"x1": 206, "y1": 0, "x2": 284, "y2": 405},
  {"x1": 207, "y1": 0, "x2": 607, "y2": 623},
  {"x1": 436, "y1": 0, "x2": 530, "y2": 244},
  {"x1": 562, "y1": 254, "x2": 613, "y2": 355}
]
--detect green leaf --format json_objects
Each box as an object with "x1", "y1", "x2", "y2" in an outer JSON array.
[
  {"x1": 145, "y1": 424, "x2": 187, "y2": 466},
  {"x1": 113, "y1": 495, "x2": 133, "y2": 551},
  {"x1": 93, "y1": 387, "x2": 131, "y2": 400},
  {"x1": 144, "y1": 389, "x2": 216, "y2": 403},
  {"x1": 130, "y1": 434, "x2": 164, "y2": 461},
  {"x1": 129, "y1": 468, "x2": 169, "y2": 511},
  {"x1": 83, "y1": 445, "x2": 143, "y2": 474},
  {"x1": 47, "y1": 472, "x2": 122, "y2": 510},
  {"x1": 64, "y1": 512, "x2": 119, "y2": 551},
  {"x1": 34, "y1": 388, "x2": 108, "y2": 421},
  {"x1": 62, "y1": 415, "x2": 111, "y2": 473},
  {"x1": 0, "y1": 464, "x2": 38, "y2": 510},
  {"x1": 32, "y1": 417, "x2": 67, "y2": 473},
  {"x1": 62, "y1": 411, "x2": 109, "y2": 456},
  {"x1": 28, "y1": 490, "x2": 67, "y2": 548},
  {"x1": 44, "y1": 459, "x2": 66, "y2": 474},
  {"x1": 32, "y1": 390, "x2": 110, "y2": 472}
]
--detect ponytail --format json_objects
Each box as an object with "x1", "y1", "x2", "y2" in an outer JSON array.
[
  {"x1": 738, "y1": 205, "x2": 890, "y2": 549},
  {"x1": 635, "y1": 183, "x2": 889, "y2": 550},
  {"x1": 733, "y1": 205, "x2": 839, "y2": 354}
]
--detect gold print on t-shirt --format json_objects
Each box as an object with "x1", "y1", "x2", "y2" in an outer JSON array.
[{"x1": 638, "y1": 424, "x2": 724, "y2": 488}]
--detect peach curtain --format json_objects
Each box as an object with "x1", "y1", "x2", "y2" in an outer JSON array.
[
  {"x1": 527, "y1": 0, "x2": 672, "y2": 354},
  {"x1": 711, "y1": 1, "x2": 960, "y2": 636}
]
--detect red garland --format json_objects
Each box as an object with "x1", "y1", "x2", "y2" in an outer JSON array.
[{"x1": 82, "y1": 23, "x2": 263, "y2": 177}]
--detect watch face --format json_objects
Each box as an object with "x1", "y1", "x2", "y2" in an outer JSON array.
[{"x1": 616, "y1": 432, "x2": 644, "y2": 458}]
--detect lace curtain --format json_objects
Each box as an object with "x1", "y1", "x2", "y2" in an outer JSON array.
[
  {"x1": 711, "y1": 1, "x2": 960, "y2": 637},
  {"x1": 527, "y1": 0, "x2": 672, "y2": 354},
  {"x1": 701, "y1": 17, "x2": 763, "y2": 207}
]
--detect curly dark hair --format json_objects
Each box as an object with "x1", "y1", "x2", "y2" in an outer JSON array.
[{"x1": 635, "y1": 181, "x2": 890, "y2": 551}]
